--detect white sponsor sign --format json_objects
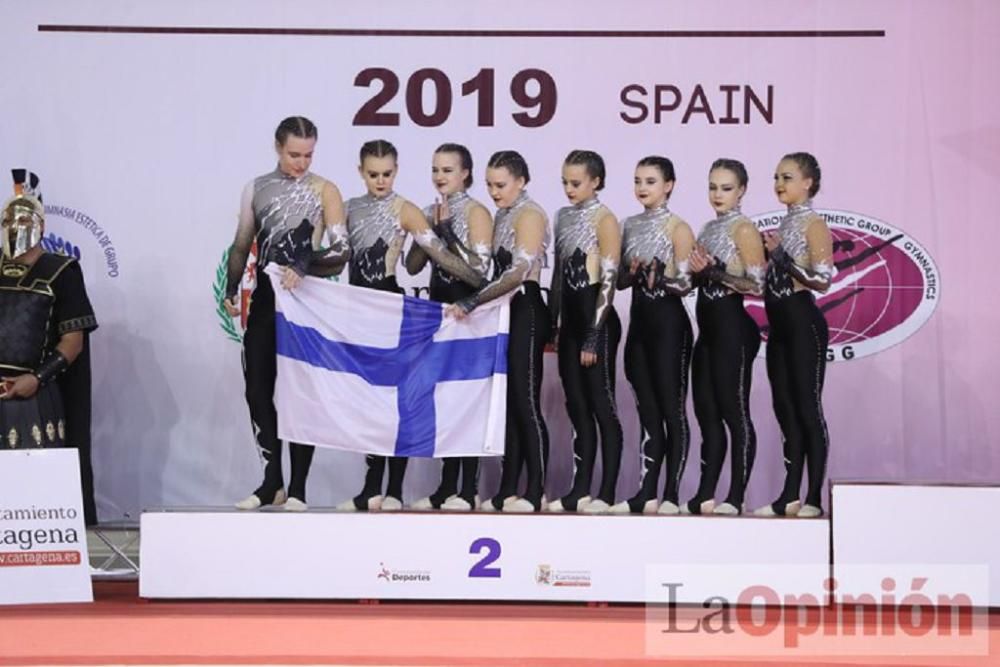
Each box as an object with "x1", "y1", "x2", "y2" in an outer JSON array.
[
  {"x1": 140, "y1": 510, "x2": 827, "y2": 602},
  {"x1": 0, "y1": 450, "x2": 93, "y2": 605}
]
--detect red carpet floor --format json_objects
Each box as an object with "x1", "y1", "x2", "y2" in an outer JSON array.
[{"x1": 0, "y1": 582, "x2": 996, "y2": 666}]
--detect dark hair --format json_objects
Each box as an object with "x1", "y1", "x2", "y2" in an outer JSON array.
[
  {"x1": 360, "y1": 139, "x2": 398, "y2": 164},
  {"x1": 782, "y1": 152, "x2": 821, "y2": 197},
  {"x1": 274, "y1": 116, "x2": 318, "y2": 145},
  {"x1": 636, "y1": 155, "x2": 676, "y2": 183},
  {"x1": 564, "y1": 149, "x2": 606, "y2": 190},
  {"x1": 435, "y1": 143, "x2": 474, "y2": 188},
  {"x1": 709, "y1": 158, "x2": 749, "y2": 189},
  {"x1": 487, "y1": 150, "x2": 530, "y2": 184}
]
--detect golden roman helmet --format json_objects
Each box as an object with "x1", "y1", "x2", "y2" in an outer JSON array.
[{"x1": 1, "y1": 169, "x2": 44, "y2": 261}]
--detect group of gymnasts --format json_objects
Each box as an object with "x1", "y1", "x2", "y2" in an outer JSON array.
[{"x1": 223, "y1": 115, "x2": 833, "y2": 519}]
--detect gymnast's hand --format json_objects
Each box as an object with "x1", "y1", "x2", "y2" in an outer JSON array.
[
  {"x1": 445, "y1": 303, "x2": 469, "y2": 320},
  {"x1": 762, "y1": 231, "x2": 781, "y2": 254},
  {"x1": 280, "y1": 265, "x2": 303, "y2": 291},
  {"x1": 580, "y1": 327, "x2": 600, "y2": 367},
  {"x1": 646, "y1": 258, "x2": 662, "y2": 291},
  {"x1": 223, "y1": 296, "x2": 241, "y2": 317},
  {"x1": 436, "y1": 195, "x2": 451, "y2": 224},
  {"x1": 688, "y1": 245, "x2": 711, "y2": 273}
]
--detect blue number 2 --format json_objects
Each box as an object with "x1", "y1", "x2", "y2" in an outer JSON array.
[{"x1": 468, "y1": 537, "x2": 501, "y2": 578}]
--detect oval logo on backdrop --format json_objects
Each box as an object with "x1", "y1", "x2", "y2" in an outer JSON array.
[
  {"x1": 747, "y1": 209, "x2": 940, "y2": 362},
  {"x1": 43, "y1": 204, "x2": 121, "y2": 279}
]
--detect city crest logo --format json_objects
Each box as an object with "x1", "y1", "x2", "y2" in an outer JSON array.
[
  {"x1": 212, "y1": 241, "x2": 339, "y2": 342},
  {"x1": 535, "y1": 563, "x2": 592, "y2": 588},
  {"x1": 212, "y1": 243, "x2": 257, "y2": 343}
]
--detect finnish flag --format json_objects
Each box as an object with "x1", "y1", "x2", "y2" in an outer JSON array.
[{"x1": 268, "y1": 266, "x2": 508, "y2": 458}]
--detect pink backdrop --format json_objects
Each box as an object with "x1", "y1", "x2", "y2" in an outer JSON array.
[{"x1": 0, "y1": 0, "x2": 996, "y2": 517}]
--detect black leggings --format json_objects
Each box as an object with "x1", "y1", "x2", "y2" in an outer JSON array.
[
  {"x1": 765, "y1": 291, "x2": 830, "y2": 512},
  {"x1": 556, "y1": 284, "x2": 623, "y2": 508},
  {"x1": 490, "y1": 282, "x2": 551, "y2": 510},
  {"x1": 431, "y1": 457, "x2": 479, "y2": 506},
  {"x1": 242, "y1": 270, "x2": 315, "y2": 502},
  {"x1": 350, "y1": 274, "x2": 408, "y2": 508},
  {"x1": 427, "y1": 272, "x2": 480, "y2": 507},
  {"x1": 688, "y1": 292, "x2": 760, "y2": 512},
  {"x1": 623, "y1": 293, "x2": 693, "y2": 509}
]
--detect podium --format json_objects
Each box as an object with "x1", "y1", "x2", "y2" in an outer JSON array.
[{"x1": 139, "y1": 508, "x2": 829, "y2": 603}]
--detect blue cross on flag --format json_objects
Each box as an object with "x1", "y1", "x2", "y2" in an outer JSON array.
[{"x1": 269, "y1": 267, "x2": 508, "y2": 458}]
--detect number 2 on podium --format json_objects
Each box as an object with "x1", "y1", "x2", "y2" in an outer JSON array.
[{"x1": 468, "y1": 537, "x2": 502, "y2": 578}]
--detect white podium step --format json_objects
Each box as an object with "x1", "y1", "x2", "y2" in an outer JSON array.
[
  {"x1": 832, "y1": 483, "x2": 1000, "y2": 607},
  {"x1": 139, "y1": 509, "x2": 829, "y2": 603}
]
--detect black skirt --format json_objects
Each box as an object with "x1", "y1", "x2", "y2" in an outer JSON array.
[{"x1": 0, "y1": 382, "x2": 66, "y2": 449}]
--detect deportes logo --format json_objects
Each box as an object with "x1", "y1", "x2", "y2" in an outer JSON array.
[
  {"x1": 748, "y1": 209, "x2": 939, "y2": 362},
  {"x1": 375, "y1": 562, "x2": 431, "y2": 583}
]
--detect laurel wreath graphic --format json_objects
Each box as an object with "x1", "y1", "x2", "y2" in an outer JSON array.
[{"x1": 213, "y1": 248, "x2": 243, "y2": 343}]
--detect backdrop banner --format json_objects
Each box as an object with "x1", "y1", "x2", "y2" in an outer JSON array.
[{"x1": 1, "y1": 0, "x2": 995, "y2": 519}]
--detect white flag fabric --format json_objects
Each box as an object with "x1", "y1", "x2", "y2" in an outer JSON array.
[{"x1": 268, "y1": 266, "x2": 508, "y2": 458}]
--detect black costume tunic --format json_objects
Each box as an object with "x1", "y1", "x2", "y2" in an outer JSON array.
[{"x1": 0, "y1": 254, "x2": 97, "y2": 449}]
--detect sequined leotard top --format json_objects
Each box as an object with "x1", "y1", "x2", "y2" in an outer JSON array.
[
  {"x1": 765, "y1": 201, "x2": 832, "y2": 301},
  {"x1": 421, "y1": 190, "x2": 492, "y2": 285},
  {"x1": 621, "y1": 203, "x2": 688, "y2": 299},
  {"x1": 226, "y1": 167, "x2": 345, "y2": 298},
  {"x1": 346, "y1": 191, "x2": 408, "y2": 287},
  {"x1": 697, "y1": 208, "x2": 762, "y2": 300}
]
